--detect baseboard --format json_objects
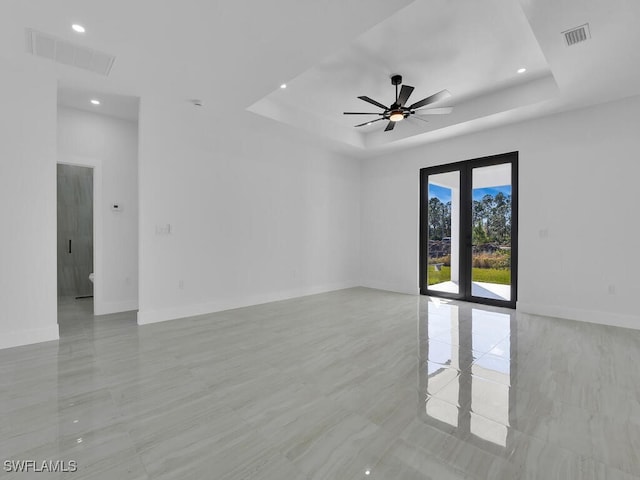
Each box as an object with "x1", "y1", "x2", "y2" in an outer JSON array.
[
  {"x1": 137, "y1": 282, "x2": 358, "y2": 326},
  {"x1": 359, "y1": 280, "x2": 419, "y2": 296},
  {"x1": 95, "y1": 299, "x2": 138, "y2": 316},
  {"x1": 517, "y1": 302, "x2": 640, "y2": 330},
  {"x1": 0, "y1": 325, "x2": 60, "y2": 350}
]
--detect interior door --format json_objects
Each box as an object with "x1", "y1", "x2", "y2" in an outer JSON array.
[
  {"x1": 420, "y1": 152, "x2": 518, "y2": 308},
  {"x1": 57, "y1": 164, "x2": 94, "y2": 299}
]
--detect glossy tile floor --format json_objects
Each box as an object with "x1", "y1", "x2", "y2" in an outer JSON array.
[{"x1": 2, "y1": 288, "x2": 640, "y2": 479}]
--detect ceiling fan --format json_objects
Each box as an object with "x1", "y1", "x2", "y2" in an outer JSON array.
[{"x1": 344, "y1": 74, "x2": 453, "y2": 131}]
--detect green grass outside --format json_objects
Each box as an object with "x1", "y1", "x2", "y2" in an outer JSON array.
[
  {"x1": 472, "y1": 267, "x2": 510, "y2": 284},
  {"x1": 427, "y1": 265, "x2": 510, "y2": 286},
  {"x1": 427, "y1": 265, "x2": 452, "y2": 285}
]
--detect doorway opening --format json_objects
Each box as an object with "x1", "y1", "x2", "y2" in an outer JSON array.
[
  {"x1": 56, "y1": 86, "x2": 140, "y2": 328},
  {"x1": 420, "y1": 152, "x2": 518, "y2": 308}
]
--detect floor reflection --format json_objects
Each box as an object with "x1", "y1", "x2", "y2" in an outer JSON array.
[{"x1": 419, "y1": 298, "x2": 516, "y2": 450}]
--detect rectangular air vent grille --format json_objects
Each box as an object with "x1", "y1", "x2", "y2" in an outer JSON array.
[
  {"x1": 25, "y1": 28, "x2": 115, "y2": 76},
  {"x1": 562, "y1": 24, "x2": 591, "y2": 46}
]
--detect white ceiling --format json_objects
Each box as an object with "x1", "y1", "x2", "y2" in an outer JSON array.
[
  {"x1": 2, "y1": 0, "x2": 640, "y2": 154},
  {"x1": 57, "y1": 86, "x2": 139, "y2": 121},
  {"x1": 249, "y1": 0, "x2": 552, "y2": 146}
]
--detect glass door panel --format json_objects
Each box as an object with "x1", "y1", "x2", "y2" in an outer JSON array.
[
  {"x1": 421, "y1": 152, "x2": 517, "y2": 308},
  {"x1": 471, "y1": 164, "x2": 512, "y2": 301},
  {"x1": 426, "y1": 171, "x2": 460, "y2": 295}
]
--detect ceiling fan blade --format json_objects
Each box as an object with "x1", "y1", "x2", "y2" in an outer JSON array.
[
  {"x1": 414, "y1": 107, "x2": 453, "y2": 115},
  {"x1": 354, "y1": 118, "x2": 384, "y2": 127},
  {"x1": 384, "y1": 121, "x2": 396, "y2": 132},
  {"x1": 397, "y1": 85, "x2": 415, "y2": 107},
  {"x1": 343, "y1": 112, "x2": 384, "y2": 115},
  {"x1": 410, "y1": 115, "x2": 429, "y2": 124},
  {"x1": 358, "y1": 96, "x2": 388, "y2": 110},
  {"x1": 408, "y1": 89, "x2": 451, "y2": 110}
]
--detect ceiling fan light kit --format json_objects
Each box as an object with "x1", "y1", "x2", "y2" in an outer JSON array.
[
  {"x1": 343, "y1": 74, "x2": 453, "y2": 132},
  {"x1": 389, "y1": 111, "x2": 405, "y2": 122}
]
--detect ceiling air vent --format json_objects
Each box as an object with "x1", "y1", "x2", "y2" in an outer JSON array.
[
  {"x1": 25, "y1": 28, "x2": 115, "y2": 76},
  {"x1": 562, "y1": 23, "x2": 591, "y2": 46}
]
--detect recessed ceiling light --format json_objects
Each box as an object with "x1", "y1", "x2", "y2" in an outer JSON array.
[
  {"x1": 90, "y1": 99, "x2": 100, "y2": 105},
  {"x1": 280, "y1": 84, "x2": 287, "y2": 89},
  {"x1": 517, "y1": 67, "x2": 527, "y2": 74},
  {"x1": 72, "y1": 24, "x2": 86, "y2": 33}
]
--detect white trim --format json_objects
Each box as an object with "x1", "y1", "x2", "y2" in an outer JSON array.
[
  {"x1": 359, "y1": 281, "x2": 418, "y2": 296},
  {"x1": 0, "y1": 326, "x2": 59, "y2": 350},
  {"x1": 137, "y1": 282, "x2": 358, "y2": 325},
  {"x1": 517, "y1": 302, "x2": 640, "y2": 330},
  {"x1": 57, "y1": 155, "x2": 103, "y2": 316}
]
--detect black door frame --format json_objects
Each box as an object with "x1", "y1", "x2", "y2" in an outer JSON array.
[{"x1": 419, "y1": 151, "x2": 518, "y2": 309}]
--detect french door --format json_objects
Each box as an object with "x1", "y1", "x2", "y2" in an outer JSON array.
[{"x1": 420, "y1": 152, "x2": 518, "y2": 308}]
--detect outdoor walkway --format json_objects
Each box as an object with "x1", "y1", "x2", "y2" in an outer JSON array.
[{"x1": 429, "y1": 281, "x2": 511, "y2": 301}]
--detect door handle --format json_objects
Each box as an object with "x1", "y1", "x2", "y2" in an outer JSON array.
[{"x1": 68, "y1": 239, "x2": 72, "y2": 254}]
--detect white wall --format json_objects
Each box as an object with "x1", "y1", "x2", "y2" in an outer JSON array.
[
  {"x1": 0, "y1": 64, "x2": 58, "y2": 349},
  {"x1": 361, "y1": 95, "x2": 640, "y2": 329},
  {"x1": 137, "y1": 100, "x2": 361, "y2": 324},
  {"x1": 57, "y1": 107, "x2": 139, "y2": 315}
]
